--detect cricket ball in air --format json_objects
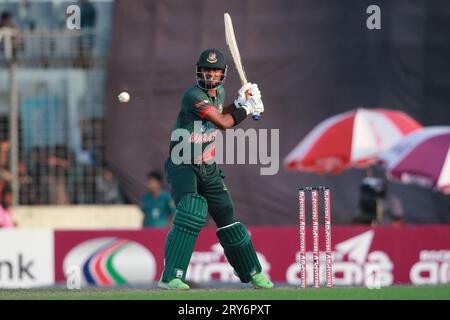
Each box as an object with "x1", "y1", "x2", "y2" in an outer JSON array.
[{"x1": 118, "y1": 91, "x2": 130, "y2": 103}]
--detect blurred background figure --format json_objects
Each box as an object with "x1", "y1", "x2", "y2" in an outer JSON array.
[
  {"x1": 46, "y1": 145, "x2": 70, "y2": 204},
  {"x1": 140, "y1": 171, "x2": 174, "y2": 228},
  {"x1": 0, "y1": 183, "x2": 15, "y2": 228},
  {"x1": 353, "y1": 177, "x2": 405, "y2": 226},
  {"x1": 0, "y1": 11, "x2": 17, "y2": 28},
  {"x1": 77, "y1": 0, "x2": 97, "y2": 68},
  {"x1": 18, "y1": 161, "x2": 35, "y2": 205},
  {"x1": 95, "y1": 164, "x2": 124, "y2": 204},
  {"x1": 0, "y1": 139, "x2": 11, "y2": 183},
  {"x1": 79, "y1": 0, "x2": 97, "y2": 29},
  {"x1": 0, "y1": 11, "x2": 21, "y2": 59}
]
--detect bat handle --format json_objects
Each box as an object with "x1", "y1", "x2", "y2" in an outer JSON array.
[{"x1": 245, "y1": 90, "x2": 260, "y2": 121}]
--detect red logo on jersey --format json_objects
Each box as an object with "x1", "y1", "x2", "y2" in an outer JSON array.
[{"x1": 195, "y1": 100, "x2": 209, "y2": 107}]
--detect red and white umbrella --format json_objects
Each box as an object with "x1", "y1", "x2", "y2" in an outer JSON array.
[
  {"x1": 284, "y1": 108, "x2": 422, "y2": 173},
  {"x1": 379, "y1": 126, "x2": 450, "y2": 194}
]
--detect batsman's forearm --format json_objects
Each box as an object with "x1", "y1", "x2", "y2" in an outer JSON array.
[
  {"x1": 204, "y1": 108, "x2": 247, "y2": 130},
  {"x1": 205, "y1": 111, "x2": 237, "y2": 130},
  {"x1": 222, "y1": 103, "x2": 237, "y2": 114}
]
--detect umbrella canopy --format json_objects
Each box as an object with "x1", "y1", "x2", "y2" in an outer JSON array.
[
  {"x1": 284, "y1": 108, "x2": 422, "y2": 174},
  {"x1": 379, "y1": 126, "x2": 450, "y2": 194}
]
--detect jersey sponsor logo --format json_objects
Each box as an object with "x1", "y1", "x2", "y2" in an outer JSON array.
[
  {"x1": 206, "y1": 52, "x2": 218, "y2": 63},
  {"x1": 63, "y1": 237, "x2": 156, "y2": 287},
  {"x1": 189, "y1": 131, "x2": 218, "y2": 144}
]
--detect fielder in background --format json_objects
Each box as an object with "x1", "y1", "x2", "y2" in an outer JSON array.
[
  {"x1": 140, "y1": 171, "x2": 175, "y2": 228},
  {"x1": 159, "y1": 48, "x2": 272, "y2": 290}
]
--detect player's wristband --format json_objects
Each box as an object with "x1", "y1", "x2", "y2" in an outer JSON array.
[{"x1": 231, "y1": 108, "x2": 247, "y2": 125}]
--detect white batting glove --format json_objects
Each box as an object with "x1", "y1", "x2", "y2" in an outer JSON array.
[
  {"x1": 241, "y1": 96, "x2": 264, "y2": 116},
  {"x1": 234, "y1": 96, "x2": 246, "y2": 109},
  {"x1": 238, "y1": 82, "x2": 261, "y2": 99},
  {"x1": 234, "y1": 82, "x2": 262, "y2": 108}
]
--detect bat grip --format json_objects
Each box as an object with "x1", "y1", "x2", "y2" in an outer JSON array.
[{"x1": 245, "y1": 90, "x2": 260, "y2": 121}]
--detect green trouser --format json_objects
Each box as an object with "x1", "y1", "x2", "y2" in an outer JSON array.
[
  {"x1": 164, "y1": 158, "x2": 236, "y2": 227},
  {"x1": 162, "y1": 158, "x2": 261, "y2": 283}
]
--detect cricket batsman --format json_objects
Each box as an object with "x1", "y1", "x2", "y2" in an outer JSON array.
[{"x1": 158, "y1": 48, "x2": 273, "y2": 290}]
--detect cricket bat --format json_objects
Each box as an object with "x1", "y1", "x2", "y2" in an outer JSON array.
[{"x1": 224, "y1": 13, "x2": 260, "y2": 120}]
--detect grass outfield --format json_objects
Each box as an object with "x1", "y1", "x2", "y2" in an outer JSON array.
[{"x1": 0, "y1": 286, "x2": 449, "y2": 300}]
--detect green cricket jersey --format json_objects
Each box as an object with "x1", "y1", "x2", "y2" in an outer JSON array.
[{"x1": 169, "y1": 85, "x2": 225, "y2": 164}]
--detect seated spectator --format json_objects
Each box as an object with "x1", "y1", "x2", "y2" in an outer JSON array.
[
  {"x1": 95, "y1": 166, "x2": 124, "y2": 204},
  {"x1": 80, "y1": 0, "x2": 97, "y2": 29},
  {"x1": 0, "y1": 183, "x2": 15, "y2": 228},
  {"x1": 77, "y1": 0, "x2": 97, "y2": 68},
  {"x1": 140, "y1": 171, "x2": 175, "y2": 228},
  {"x1": 0, "y1": 11, "x2": 21, "y2": 59},
  {"x1": 0, "y1": 11, "x2": 16, "y2": 28},
  {"x1": 29, "y1": 147, "x2": 51, "y2": 204},
  {"x1": 47, "y1": 146, "x2": 70, "y2": 204},
  {"x1": 0, "y1": 140, "x2": 11, "y2": 180},
  {"x1": 18, "y1": 161, "x2": 35, "y2": 205}
]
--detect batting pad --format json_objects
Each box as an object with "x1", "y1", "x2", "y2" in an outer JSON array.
[
  {"x1": 162, "y1": 193, "x2": 208, "y2": 282},
  {"x1": 217, "y1": 222, "x2": 262, "y2": 283}
]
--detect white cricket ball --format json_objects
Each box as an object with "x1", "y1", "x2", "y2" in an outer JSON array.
[{"x1": 118, "y1": 91, "x2": 130, "y2": 103}]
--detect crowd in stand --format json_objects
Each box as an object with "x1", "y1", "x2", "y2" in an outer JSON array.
[
  {"x1": 0, "y1": 1, "x2": 100, "y2": 67},
  {"x1": 0, "y1": 1, "x2": 117, "y2": 220},
  {"x1": 0, "y1": 140, "x2": 125, "y2": 207}
]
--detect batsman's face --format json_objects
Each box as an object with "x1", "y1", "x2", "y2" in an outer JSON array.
[{"x1": 200, "y1": 67, "x2": 223, "y2": 87}]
